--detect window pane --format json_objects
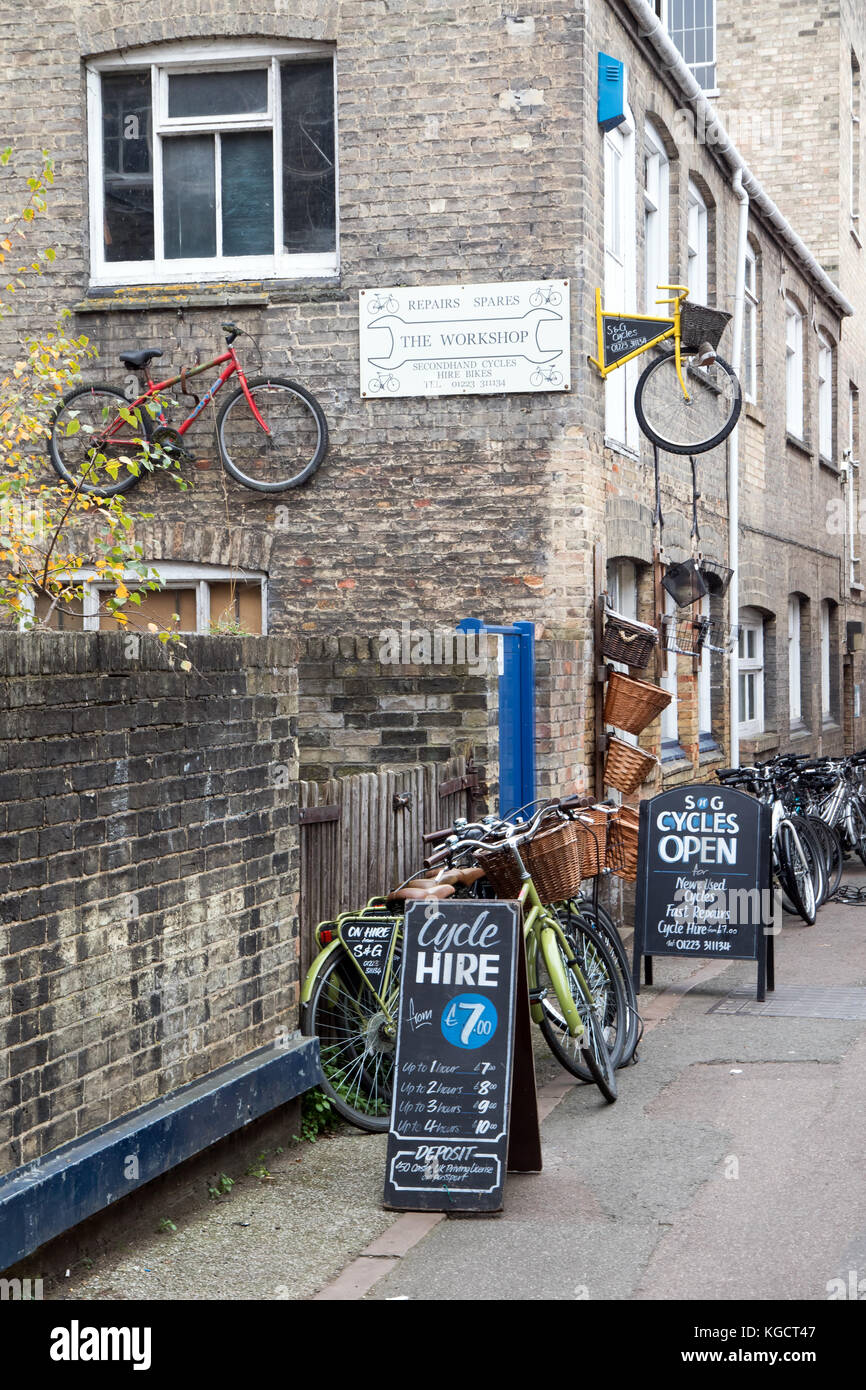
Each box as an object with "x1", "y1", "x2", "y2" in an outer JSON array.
[
  {"x1": 222, "y1": 132, "x2": 274, "y2": 255},
  {"x1": 163, "y1": 136, "x2": 216, "y2": 258},
  {"x1": 168, "y1": 69, "x2": 268, "y2": 118},
  {"x1": 102, "y1": 72, "x2": 154, "y2": 262},
  {"x1": 281, "y1": 60, "x2": 336, "y2": 253},
  {"x1": 99, "y1": 588, "x2": 197, "y2": 633}
]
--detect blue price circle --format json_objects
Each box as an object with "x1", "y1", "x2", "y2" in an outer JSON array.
[{"x1": 440, "y1": 993, "x2": 498, "y2": 1050}]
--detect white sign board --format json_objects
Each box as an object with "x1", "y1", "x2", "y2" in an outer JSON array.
[{"x1": 359, "y1": 279, "x2": 570, "y2": 399}]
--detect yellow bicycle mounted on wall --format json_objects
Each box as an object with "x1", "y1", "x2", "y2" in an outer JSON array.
[{"x1": 590, "y1": 284, "x2": 742, "y2": 454}]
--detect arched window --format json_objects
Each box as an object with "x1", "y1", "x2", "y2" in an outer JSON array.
[
  {"x1": 738, "y1": 608, "x2": 764, "y2": 737},
  {"x1": 644, "y1": 122, "x2": 670, "y2": 312},
  {"x1": 785, "y1": 297, "x2": 804, "y2": 439}
]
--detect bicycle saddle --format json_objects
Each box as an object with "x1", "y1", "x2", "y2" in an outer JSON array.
[{"x1": 118, "y1": 349, "x2": 164, "y2": 369}]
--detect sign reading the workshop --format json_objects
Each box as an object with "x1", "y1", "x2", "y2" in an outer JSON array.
[
  {"x1": 633, "y1": 785, "x2": 774, "y2": 998},
  {"x1": 383, "y1": 899, "x2": 521, "y2": 1213},
  {"x1": 359, "y1": 279, "x2": 570, "y2": 399}
]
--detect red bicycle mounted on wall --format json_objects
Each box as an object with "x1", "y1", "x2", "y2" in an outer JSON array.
[{"x1": 47, "y1": 322, "x2": 328, "y2": 495}]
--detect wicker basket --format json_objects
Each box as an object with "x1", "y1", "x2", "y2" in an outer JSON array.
[
  {"x1": 473, "y1": 842, "x2": 523, "y2": 898},
  {"x1": 608, "y1": 805, "x2": 640, "y2": 881},
  {"x1": 680, "y1": 301, "x2": 732, "y2": 352},
  {"x1": 572, "y1": 805, "x2": 615, "y2": 876},
  {"x1": 604, "y1": 737, "x2": 659, "y2": 794},
  {"x1": 523, "y1": 819, "x2": 583, "y2": 905},
  {"x1": 604, "y1": 671, "x2": 672, "y2": 736},
  {"x1": 601, "y1": 609, "x2": 658, "y2": 669}
]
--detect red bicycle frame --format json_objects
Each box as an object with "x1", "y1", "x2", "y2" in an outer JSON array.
[{"x1": 111, "y1": 345, "x2": 271, "y2": 442}]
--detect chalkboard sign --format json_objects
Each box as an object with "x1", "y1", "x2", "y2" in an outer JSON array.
[
  {"x1": 602, "y1": 313, "x2": 672, "y2": 368},
  {"x1": 338, "y1": 913, "x2": 400, "y2": 996},
  {"x1": 633, "y1": 785, "x2": 774, "y2": 1000},
  {"x1": 383, "y1": 899, "x2": 529, "y2": 1213}
]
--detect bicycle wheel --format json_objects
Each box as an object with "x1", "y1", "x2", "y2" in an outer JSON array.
[
  {"x1": 217, "y1": 377, "x2": 328, "y2": 492},
  {"x1": 535, "y1": 921, "x2": 621, "y2": 1101},
  {"x1": 302, "y1": 945, "x2": 400, "y2": 1132},
  {"x1": 47, "y1": 385, "x2": 151, "y2": 497},
  {"x1": 634, "y1": 348, "x2": 742, "y2": 454},
  {"x1": 846, "y1": 799, "x2": 866, "y2": 868},
  {"x1": 804, "y1": 815, "x2": 843, "y2": 901},
  {"x1": 787, "y1": 815, "x2": 826, "y2": 907},
  {"x1": 776, "y1": 821, "x2": 817, "y2": 925},
  {"x1": 561, "y1": 899, "x2": 640, "y2": 1067}
]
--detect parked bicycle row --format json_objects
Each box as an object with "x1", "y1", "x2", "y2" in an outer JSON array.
[
  {"x1": 715, "y1": 750, "x2": 866, "y2": 924},
  {"x1": 300, "y1": 794, "x2": 644, "y2": 1129}
]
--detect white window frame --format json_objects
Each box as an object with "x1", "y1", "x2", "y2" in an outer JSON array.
[
  {"x1": 821, "y1": 599, "x2": 832, "y2": 719},
  {"x1": 698, "y1": 592, "x2": 712, "y2": 740},
  {"x1": 687, "y1": 180, "x2": 708, "y2": 303},
  {"x1": 660, "y1": 587, "x2": 679, "y2": 748},
  {"x1": 607, "y1": 559, "x2": 640, "y2": 747},
  {"x1": 743, "y1": 243, "x2": 758, "y2": 403},
  {"x1": 644, "y1": 122, "x2": 670, "y2": 313},
  {"x1": 604, "y1": 106, "x2": 640, "y2": 454},
  {"x1": 818, "y1": 330, "x2": 834, "y2": 461},
  {"x1": 21, "y1": 562, "x2": 268, "y2": 634},
  {"x1": 852, "y1": 51, "x2": 861, "y2": 235},
  {"x1": 788, "y1": 595, "x2": 802, "y2": 725},
  {"x1": 848, "y1": 384, "x2": 862, "y2": 587},
  {"x1": 657, "y1": 0, "x2": 718, "y2": 93},
  {"x1": 86, "y1": 39, "x2": 339, "y2": 287},
  {"x1": 785, "y1": 298, "x2": 804, "y2": 439},
  {"x1": 738, "y1": 608, "x2": 764, "y2": 738}
]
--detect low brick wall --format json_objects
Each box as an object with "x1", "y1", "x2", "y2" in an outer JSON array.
[
  {"x1": 0, "y1": 633, "x2": 299, "y2": 1174},
  {"x1": 298, "y1": 633, "x2": 499, "y2": 802}
]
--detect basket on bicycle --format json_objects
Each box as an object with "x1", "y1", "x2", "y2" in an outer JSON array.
[
  {"x1": 473, "y1": 842, "x2": 523, "y2": 898},
  {"x1": 601, "y1": 608, "x2": 658, "y2": 669},
  {"x1": 571, "y1": 805, "x2": 615, "y2": 876},
  {"x1": 607, "y1": 805, "x2": 641, "y2": 881},
  {"x1": 522, "y1": 818, "x2": 584, "y2": 905},
  {"x1": 679, "y1": 301, "x2": 732, "y2": 353},
  {"x1": 604, "y1": 671, "x2": 672, "y2": 736},
  {"x1": 604, "y1": 737, "x2": 659, "y2": 795}
]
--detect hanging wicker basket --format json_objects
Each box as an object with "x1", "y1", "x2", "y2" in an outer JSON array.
[
  {"x1": 604, "y1": 671, "x2": 672, "y2": 735},
  {"x1": 473, "y1": 842, "x2": 523, "y2": 898},
  {"x1": 608, "y1": 805, "x2": 641, "y2": 881},
  {"x1": 572, "y1": 805, "x2": 615, "y2": 876},
  {"x1": 523, "y1": 818, "x2": 583, "y2": 905},
  {"x1": 604, "y1": 737, "x2": 659, "y2": 794},
  {"x1": 601, "y1": 608, "x2": 658, "y2": 669}
]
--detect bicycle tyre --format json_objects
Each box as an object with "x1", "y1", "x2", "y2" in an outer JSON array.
[
  {"x1": 535, "y1": 921, "x2": 621, "y2": 1101},
  {"x1": 776, "y1": 821, "x2": 817, "y2": 925},
  {"x1": 559, "y1": 898, "x2": 640, "y2": 1068},
  {"x1": 216, "y1": 376, "x2": 328, "y2": 493},
  {"x1": 847, "y1": 799, "x2": 866, "y2": 869},
  {"x1": 302, "y1": 945, "x2": 400, "y2": 1132},
  {"x1": 634, "y1": 348, "x2": 742, "y2": 455},
  {"x1": 804, "y1": 815, "x2": 843, "y2": 901},
  {"x1": 787, "y1": 815, "x2": 827, "y2": 907},
  {"x1": 47, "y1": 384, "x2": 151, "y2": 497}
]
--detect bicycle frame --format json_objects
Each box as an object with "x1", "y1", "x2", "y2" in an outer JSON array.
[
  {"x1": 518, "y1": 877, "x2": 586, "y2": 1040},
  {"x1": 589, "y1": 283, "x2": 690, "y2": 400},
  {"x1": 112, "y1": 346, "x2": 271, "y2": 443}
]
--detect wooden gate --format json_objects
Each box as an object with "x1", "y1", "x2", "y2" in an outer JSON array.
[{"x1": 298, "y1": 755, "x2": 479, "y2": 976}]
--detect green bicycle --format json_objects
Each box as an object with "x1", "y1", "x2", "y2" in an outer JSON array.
[{"x1": 300, "y1": 804, "x2": 625, "y2": 1129}]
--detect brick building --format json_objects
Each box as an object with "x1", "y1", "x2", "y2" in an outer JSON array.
[{"x1": 1, "y1": 0, "x2": 861, "y2": 798}]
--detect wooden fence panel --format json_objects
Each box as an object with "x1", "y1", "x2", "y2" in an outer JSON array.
[{"x1": 298, "y1": 756, "x2": 469, "y2": 970}]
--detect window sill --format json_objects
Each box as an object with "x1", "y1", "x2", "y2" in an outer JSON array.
[
  {"x1": 821, "y1": 717, "x2": 841, "y2": 732},
  {"x1": 74, "y1": 278, "x2": 348, "y2": 314},
  {"x1": 851, "y1": 223, "x2": 862, "y2": 249},
  {"x1": 786, "y1": 432, "x2": 812, "y2": 458},
  {"x1": 604, "y1": 437, "x2": 641, "y2": 463},
  {"x1": 819, "y1": 455, "x2": 840, "y2": 477},
  {"x1": 744, "y1": 400, "x2": 764, "y2": 426},
  {"x1": 789, "y1": 721, "x2": 811, "y2": 740},
  {"x1": 661, "y1": 741, "x2": 687, "y2": 765},
  {"x1": 739, "y1": 729, "x2": 779, "y2": 755}
]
